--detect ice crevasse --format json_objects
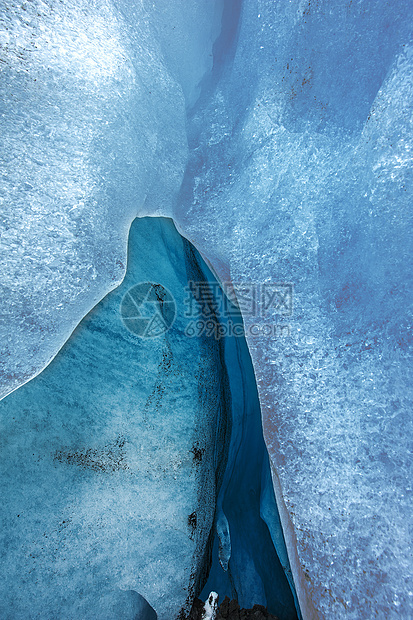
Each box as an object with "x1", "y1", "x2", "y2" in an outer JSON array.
[
  {"x1": 0, "y1": 1, "x2": 412, "y2": 619},
  {"x1": 0, "y1": 216, "x2": 299, "y2": 619}
]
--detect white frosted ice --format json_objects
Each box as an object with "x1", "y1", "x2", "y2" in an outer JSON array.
[
  {"x1": 0, "y1": 0, "x2": 222, "y2": 400},
  {"x1": 202, "y1": 592, "x2": 219, "y2": 620},
  {"x1": 174, "y1": 2, "x2": 412, "y2": 618}
]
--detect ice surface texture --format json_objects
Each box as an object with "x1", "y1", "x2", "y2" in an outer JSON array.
[
  {"x1": 0, "y1": 217, "x2": 229, "y2": 619},
  {"x1": 184, "y1": 235, "x2": 299, "y2": 620},
  {"x1": 0, "y1": 0, "x2": 222, "y2": 400},
  {"x1": 174, "y1": 1, "x2": 413, "y2": 618},
  {"x1": 1, "y1": 0, "x2": 412, "y2": 618}
]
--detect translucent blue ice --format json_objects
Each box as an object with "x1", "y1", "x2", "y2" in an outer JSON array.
[
  {"x1": 1, "y1": 217, "x2": 227, "y2": 619},
  {"x1": 0, "y1": 217, "x2": 300, "y2": 619}
]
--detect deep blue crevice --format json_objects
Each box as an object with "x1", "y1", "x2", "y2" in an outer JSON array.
[{"x1": 184, "y1": 237, "x2": 301, "y2": 620}]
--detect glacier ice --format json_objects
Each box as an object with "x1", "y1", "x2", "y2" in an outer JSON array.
[
  {"x1": 186, "y1": 245, "x2": 300, "y2": 620},
  {"x1": 0, "y1": 217, "x2": 227, "y2": 619},
  {"x1": 0, "y1": 217, "x2": 300, "y2": 619},
  {"x1": 1, "y1": 0, "x2": 412, "y2": 619},
  {"x1": 201, "y1": 592, "x2": 218, "y2": 620},
  {"x1": 174, "y1": 1, "x2": 413, "y2": 618},
  {"x1": 0, "y1": 0, "x2": 222, "y2": 400}
]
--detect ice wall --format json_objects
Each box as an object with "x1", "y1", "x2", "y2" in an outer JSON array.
[
  {"x1": 1, "y1": 1, "x2": 412, "y2": 618},
  {"x1": 0, "y1": 0, "x2": 223, "y2": 400},
  {"x1": 174, "y1": 1, "x2": 413, "y2": 618},
  {"x1": 0, "y1": 217, "x2": 230, "y2": 620}
]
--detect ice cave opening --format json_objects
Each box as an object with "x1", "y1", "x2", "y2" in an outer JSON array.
[{"x1": 0, "y1": 217, "x2": 301, "y2": 620}]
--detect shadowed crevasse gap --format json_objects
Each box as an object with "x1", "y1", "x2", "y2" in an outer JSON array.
[{"x1": 182, "y1": 237, "x2": 300, "y2": 620}]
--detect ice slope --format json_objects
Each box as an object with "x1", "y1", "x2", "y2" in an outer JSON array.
[
  {"x1": 174, "y1": 1, "x2": 413, "y2": 618},
  {"x1": 0, "y1": 217, "x2": 229, "y2": 619}
]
